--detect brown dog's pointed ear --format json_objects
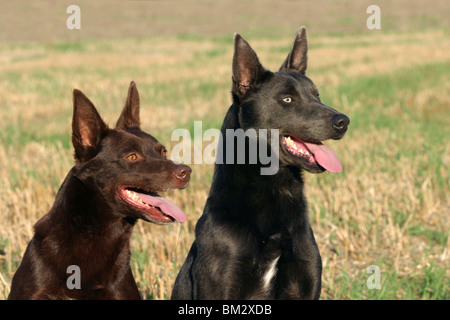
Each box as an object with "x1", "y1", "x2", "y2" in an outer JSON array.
[
  {"x1": 72, "y1": 89, "x2": 109, "y2": 163},
  {"x1": 279, "y1": 26, "x2": 308, "y2": 74},
  {"x1": 232, "y1": 33, "x2": 267, "y2": 97},
  {"x1": 116, "y1": 81, "x2": 140, "y2": 130}
]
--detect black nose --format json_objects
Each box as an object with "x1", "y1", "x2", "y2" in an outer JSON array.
[{"x1": 332, "y1": 114, "x2": 350, "y2": 132}]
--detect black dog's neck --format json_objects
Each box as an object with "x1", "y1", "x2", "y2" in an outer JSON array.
[{"x1": 208, "y1": 105, "x2": 309, "y2": 236}]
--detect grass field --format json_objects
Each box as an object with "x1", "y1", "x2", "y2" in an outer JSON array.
[{"x1": 0, "y1": 1, "x2": 449, "y2": 300}]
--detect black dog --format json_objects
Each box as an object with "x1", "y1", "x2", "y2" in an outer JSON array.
[
  {"x1": 171, "y1": 27, "x2": 349, "y2": 300},
  {"x1": 8, "y1": 82, "x2": 191, "y2": 300}
]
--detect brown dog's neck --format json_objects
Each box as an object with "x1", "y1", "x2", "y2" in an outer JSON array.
[{"x1": 33, "y1": 170, "x2": 135, "y2": 264}]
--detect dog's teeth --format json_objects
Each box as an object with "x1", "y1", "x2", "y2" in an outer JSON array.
[
  {"x1": 285, "y1": 136, "x2": 293, "y2": 146},
  {"x1": 125, "y1": 189, "x2": 155, "y2": 207},
  {"x1": 129, "y1": 192, "x2": 140, "y2": 202}
]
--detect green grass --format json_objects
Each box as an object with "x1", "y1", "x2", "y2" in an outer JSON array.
[
  {"x1": 332, "y1": 264, "x2": 448, "y2": 300},
  {"x1": 1, "y1": 24, "x2": 449, "y2": 299},
  {"x1": 333, "y1": 62, "x2": 450, "y2": 129}
]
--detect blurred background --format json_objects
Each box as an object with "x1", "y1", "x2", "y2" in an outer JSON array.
[{"x1": 0, "y1": 0, "x2": 448, "y2": 299}]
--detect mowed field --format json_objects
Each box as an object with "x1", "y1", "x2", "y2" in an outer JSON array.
[{"x1": 0, "y1": 1, "x2": 449, "y2": 299}]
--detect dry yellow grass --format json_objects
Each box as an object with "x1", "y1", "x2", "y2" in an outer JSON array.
[{"x1": 0, "y1": 28, "x2": 449, "y2": 299}]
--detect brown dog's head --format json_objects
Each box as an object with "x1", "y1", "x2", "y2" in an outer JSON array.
[{"x1": 71, "y1": 82, "x2": 191, "y2": 225}]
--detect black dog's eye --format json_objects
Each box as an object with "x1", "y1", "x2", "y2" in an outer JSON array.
[
  {"x1": 282, "y1": 97, "x2": 292, "y2": 103},
  {"x1": 125, "y1": 153, "x2": 138, "y2": 161},
  {"x1": 161, "y1": 149, "x2": 167, "y2": 159}
]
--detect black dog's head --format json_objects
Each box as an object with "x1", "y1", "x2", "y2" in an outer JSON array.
[
  {"x1": 71, "y1": 82, "x2": 191, "y2": 225},
  {"x1": 232, "y1": 27, "x2": 349, "y2": 173}
]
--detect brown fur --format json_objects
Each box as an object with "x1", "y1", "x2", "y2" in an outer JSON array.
[{"x1": 8, "y1": 82, "x2": 191, "y2": 300}]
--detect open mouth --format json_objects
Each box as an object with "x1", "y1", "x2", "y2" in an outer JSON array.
[
  {"x1": 281, "y1": 135, "x2": 342, "y2": 173},
  {"x1": 117, "y1": 186, "x2": 186, "y2": 224}
]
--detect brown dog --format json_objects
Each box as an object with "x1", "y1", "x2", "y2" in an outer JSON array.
[{"x1": 8, "y1": 82, "x2": 191, "y2": 300}]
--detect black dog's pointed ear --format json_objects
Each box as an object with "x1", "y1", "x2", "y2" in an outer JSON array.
[
  {"x1": 232, "y1": 33, "x2": 267, "y2": 97},
  {"x1": 279, "y1": 26, "x2": 308, "y2": 74},
  {"x1": 116, "y1": 81, "x2": 140, "y2": 130},
  {"x1": 72, "y1": 89, "x2": 109, "y2": 163}
]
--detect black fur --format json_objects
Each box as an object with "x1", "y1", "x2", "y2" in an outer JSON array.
[{"x1": 171, "y1": 28, "x2": 349, "y2": 299}]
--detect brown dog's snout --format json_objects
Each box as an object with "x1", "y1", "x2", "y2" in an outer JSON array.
[{"x1": 173, "y1": 164, "x2": 192, "y2": 182}]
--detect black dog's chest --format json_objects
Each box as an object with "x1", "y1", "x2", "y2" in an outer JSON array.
[
  {"x1": 238, "y1": 233, "x2": 287, "y2": 297},
  {"x1": 237, "y1": 229, "x2": 321, "y2": 299}
]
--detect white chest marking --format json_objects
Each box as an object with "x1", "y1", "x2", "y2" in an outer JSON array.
[{"x1": 263, "y1": 256, "x2": 280, "y2": 291}]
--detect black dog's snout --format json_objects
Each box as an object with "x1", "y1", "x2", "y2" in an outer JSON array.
[{"x1": 332, "y1": 114, "x2": 350, "y2": 132}]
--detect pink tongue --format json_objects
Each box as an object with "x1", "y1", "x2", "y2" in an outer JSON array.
[
  {"x1": 304, "y1": 142, "x2": 342, "y2": 173},
  {"x1": 137, "y1": 193, "x2": 186, "y2": 223}
]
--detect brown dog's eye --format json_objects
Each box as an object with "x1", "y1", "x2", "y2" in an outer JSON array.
[
  {"x1": 161, "y1": 150, "x2": 167, "y2": 158},
  {"x1": 126, "y1": 154, "x2": 138, "y2": 161}
]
